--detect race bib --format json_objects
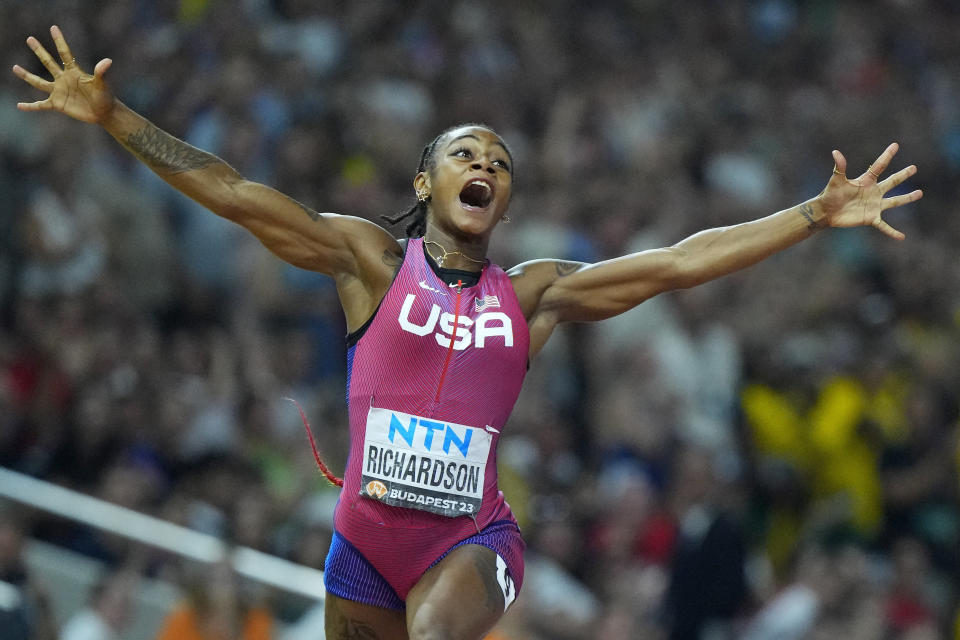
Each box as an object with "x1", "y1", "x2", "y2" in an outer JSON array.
[{"x1": 360, "y1": 407, "x2": 492, "y2": 518}]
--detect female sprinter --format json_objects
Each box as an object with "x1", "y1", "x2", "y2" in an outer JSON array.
[{"x1": 13, "y1": 26, "x2": 922, "y2": 640}]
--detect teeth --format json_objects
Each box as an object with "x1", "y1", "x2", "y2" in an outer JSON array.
[{"x1": 469, "y1": 180, "x2": 491, "y2": 192}]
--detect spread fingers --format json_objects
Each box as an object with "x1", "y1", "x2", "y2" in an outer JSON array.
[
  {"x1": 12, "y1": 64, "x2": 53, "y2": 92},
  {"x1": 26, "y1": 36, "x2": 62, "y2": 77}
]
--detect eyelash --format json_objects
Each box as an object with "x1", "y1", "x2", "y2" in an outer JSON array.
[{"x1": 451, "y1": 147, "x2": 510, "y2": 172}]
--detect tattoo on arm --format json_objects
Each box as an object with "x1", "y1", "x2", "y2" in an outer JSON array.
[
  {"x1": 555, "y1": 261, "x2": 581, "y2": 276},
  {"x1": 799, "y1": 203, "x2": 823, "y2": 232},
  {"x1": 124, "y1": 125, "x2": 221, "y2": 174}
]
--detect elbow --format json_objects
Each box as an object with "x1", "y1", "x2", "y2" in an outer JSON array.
[
  {"x1": 214, "y1": 175, "x2": 251, "y2": 221},
  {"x1": 169, "y1": 165, "x2": 246, "y2": 221},
  {"x1": 664, "y1": 247, "x2": 700, "y2": 290}
]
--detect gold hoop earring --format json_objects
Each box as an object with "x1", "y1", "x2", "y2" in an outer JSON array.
[{"x1": 417, "y1": 190, "x2": 429, "y2": 202}]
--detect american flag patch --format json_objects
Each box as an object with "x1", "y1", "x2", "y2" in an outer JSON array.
[{"x1": 475, "y1": 295, "x2": 501, "y2": 312}]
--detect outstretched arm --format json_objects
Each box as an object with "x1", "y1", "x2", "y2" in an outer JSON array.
[
  {"x1": 11, "y1": 26, "x2": 400, "y2": 283},
  {"x1": 512, "y1": 143, "x2": 921, "y2": 356}
]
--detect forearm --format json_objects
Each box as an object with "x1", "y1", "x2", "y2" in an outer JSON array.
[
  {"x1": 671, "y1": 198, "x2": 825, "y2": 288},
  {"x1": 535, "y1": 197, "x2": 829, "y2": 324},
  {"x1": 100, "y1": 99, "x2": 243, "y2": 216}
]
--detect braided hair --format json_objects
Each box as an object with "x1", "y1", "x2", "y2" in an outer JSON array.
[{"x1": 381, "y1": 123, "x2": 511, "y2": 238}]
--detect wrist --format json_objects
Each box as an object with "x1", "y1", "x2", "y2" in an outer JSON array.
[
  {"x1": 97, "y1": 97, "x2": 125, "y2": 129},
  {"x1": 798, "y1": 197, "x2": 827, "y2": 232}
]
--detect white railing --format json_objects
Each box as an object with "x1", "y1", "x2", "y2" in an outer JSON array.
[{"x1": 0, "y1": 466, "x2": 326, "y2": 601}]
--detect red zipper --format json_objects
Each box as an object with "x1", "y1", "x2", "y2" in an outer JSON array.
[{"x1": 434, "y1": 279, "x2": 463, "y2": 404}]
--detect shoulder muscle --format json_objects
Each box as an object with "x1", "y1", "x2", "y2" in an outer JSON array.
[{"x1": 508, "y1": 259, "x2": 587, "y2": 313}]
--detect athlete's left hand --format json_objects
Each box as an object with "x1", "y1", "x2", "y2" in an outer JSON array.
[{"x1": 817, "y1": 142, "x2": 922, "y2": 240}]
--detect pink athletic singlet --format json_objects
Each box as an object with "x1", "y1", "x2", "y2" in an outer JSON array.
[{"x1": 332, "y1": 237, "x2": 529, "y2": 602}]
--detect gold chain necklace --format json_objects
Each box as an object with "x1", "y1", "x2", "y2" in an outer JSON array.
[{"x1": 423, "y1": 239, "x2": 486, "y2": 268}]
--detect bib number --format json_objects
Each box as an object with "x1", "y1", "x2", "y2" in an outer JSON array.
[{"x1": 360, "y1": 407, "x2": 491, "y2": 518}]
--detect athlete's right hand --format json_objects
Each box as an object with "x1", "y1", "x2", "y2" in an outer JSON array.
[{"x1": 12, "y1": 25, "x2": 115, "y2": 124}]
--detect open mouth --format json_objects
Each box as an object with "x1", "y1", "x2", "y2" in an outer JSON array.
[{"x1": 458, "y1": 179, "x2": 494, "y2": 209}]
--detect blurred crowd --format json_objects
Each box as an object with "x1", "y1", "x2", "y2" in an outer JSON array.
[{"x1": 1, "y1": 0, "x2": 958, "y2": 638}]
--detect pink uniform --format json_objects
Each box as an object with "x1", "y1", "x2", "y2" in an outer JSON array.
[{"x1": 333, "y1": 237, "x2": 529, "y2": 601}]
